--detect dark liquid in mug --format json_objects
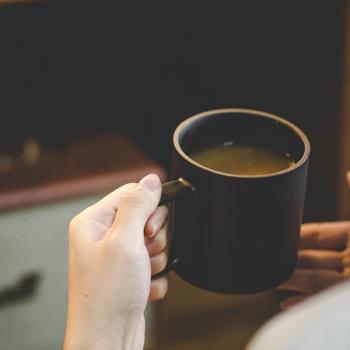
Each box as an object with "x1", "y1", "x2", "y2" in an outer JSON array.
[{"x1": 191, "y1": 142, "x2": 295, "y2": 176}]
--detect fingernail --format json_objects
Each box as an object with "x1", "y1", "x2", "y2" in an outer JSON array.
[
  {"x1": 139, "y1": 174, "x2": 160, "y2": 192},
  {"x1": 151, "y1": 219, "x2": 162, "y2": 237}
]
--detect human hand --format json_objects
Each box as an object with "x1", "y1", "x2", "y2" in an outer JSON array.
[
  {"x1": 279, "y1": 172, "x2": 350, "y2": 309},
  {"x1": 64, "y1": 174, "x2": 168, "y2": 350}
]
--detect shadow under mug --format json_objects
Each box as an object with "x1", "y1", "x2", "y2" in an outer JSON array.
[{"x1": 153, "y1": 109, "x2": 310, "y2": 294}]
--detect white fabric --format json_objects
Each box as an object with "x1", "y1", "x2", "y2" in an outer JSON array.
[{"x1": 247, "y1": 281, "x2": 350, "y2": 350}]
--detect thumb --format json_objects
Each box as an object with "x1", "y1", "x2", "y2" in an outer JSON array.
[
  {"x1": 109, "y1": 174, "x2": 162, "y2": 244},
  {"x1": 347, "y1": 171, "x2": 350, "y2": 188}
]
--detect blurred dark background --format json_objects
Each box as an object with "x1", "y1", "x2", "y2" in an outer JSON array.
[
  {"x1": 0, "y1": 0, "x2": 345, "y2": 220},
  {"x1": 0, "y1": 0, "x2": 347, "y2": 220},
  {"x1": 0, "y1": 1, "x2": 349, "y2": 349}
]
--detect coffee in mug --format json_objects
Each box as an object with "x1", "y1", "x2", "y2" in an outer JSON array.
[
  {"x1": 191, "y1": 142, "x2": 295, "y2": 176},
  {"x1": 153, "y1": 109, "x2": 310, "y2": 294}
]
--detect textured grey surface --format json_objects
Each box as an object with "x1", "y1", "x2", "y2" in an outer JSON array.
[{"x1": 0, "y1": 195, "x2": 154, "y2": 350}]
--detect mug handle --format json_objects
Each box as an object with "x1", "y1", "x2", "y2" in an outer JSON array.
[{"x1": 152, "y1": 178, "x2": 196, "y2": 279}]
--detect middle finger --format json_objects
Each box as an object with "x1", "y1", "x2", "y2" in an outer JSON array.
[
  {"x1": 299, "y1": 222, "x2": 350, "y2": 250},
  {"x1": 297, "y1": 249, "x2": 344, "y2": 271},
  {"x1": 146, "y1": 225, "x2": 167, "y2": 256},
  {"x1": 151, "y1": 251, "x2": 167, "y2": 276}
]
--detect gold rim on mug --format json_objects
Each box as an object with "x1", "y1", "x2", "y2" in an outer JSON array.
[{"x1": 173, "y1": 108, "x2": 311, "y2": 179}]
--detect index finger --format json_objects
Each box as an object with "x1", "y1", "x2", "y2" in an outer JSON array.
[
  {"x1": 83, "y1": 183, "x2": 138, "y2": 227},
  {"x1": 299, "y1": 222, "x2": 350, "y2": 251},
  {"x1": 95, "y1": 183, "x2": 138, "y2": 211}
]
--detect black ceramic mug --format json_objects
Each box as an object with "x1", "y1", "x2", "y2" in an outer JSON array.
[{"x1": 153, "y1": 109, "x2": 310, "y2": 294}]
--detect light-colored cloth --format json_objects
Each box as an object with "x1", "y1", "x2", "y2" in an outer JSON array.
[{"x1": 247, "y1": 281, "x2": 350, "y2": 350}]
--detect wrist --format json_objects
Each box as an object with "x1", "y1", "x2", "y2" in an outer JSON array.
[
  {"x1": 64, "y1": 325, "x2": 135, "y2": 350},
  {"x1": 64, "y1": 334, "x2": 124, "y2": 350},
  {"x1": 64, "y1": 308, "x2": 140, "y2": 350}
]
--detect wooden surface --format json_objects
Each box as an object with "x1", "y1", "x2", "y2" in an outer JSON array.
[
  {"x1": 0, "y1": 133, "x2": 166, "y2": 211},
  {"x1": 338, "y1": 1, "x2": 350, "y2": 219},
  {"x1": 159, "y1": 274, "x2": 282, "y2": 350}
]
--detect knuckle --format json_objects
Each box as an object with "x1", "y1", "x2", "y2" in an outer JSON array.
[
  {"x1": 155, "y1": 252, "x2": 167, "y2": 269},
  {"x1": 150, "y1": 278, "x2": 168, "y2": 300},
  {"x1": 147, "y1": 232, "x2": 167, "y2": 255},
  {"x1": 121, "y1": 182, "x2": 138, "y2": 191},
  {"x1": 68, "y1": 213, "x2": 83, "y2": 236},
  {"x1": 343, "y1": 267, "x2": 350, "y2": 278},
  {"x1": 109, "y1": 237, "x2": 144, "y2": 261},
  {"x1": 68, "y1": 211, "x2": 92, "y2": 243},
  {"x1": 152, "y1": 226, "x2": 167, "y2": 243},
  {"x1": 158, "y1": 250, "x2": 167, "y2": 262},
  {"x1": 310, "y1": 224, "x2": 321, "y2": 248},
  {"x1": 157, "y1": 229, "x2": 167, "y2": 250},
  {"x1": 121, "y1": 187, "x2": 153, "y2": 207}
]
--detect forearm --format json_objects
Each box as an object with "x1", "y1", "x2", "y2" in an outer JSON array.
[
  {"x1": 64, "y1": 332, "x2": 125, "y2": 350},
  {"x1": 63, "y1": 307, "x2": 138, "y2": 350}
]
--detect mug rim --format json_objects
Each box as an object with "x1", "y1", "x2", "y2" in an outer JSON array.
[{"x1": 173, "y1": 108, "x2": 311, "y2": 179}]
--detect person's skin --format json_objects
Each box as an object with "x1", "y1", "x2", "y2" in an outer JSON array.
[
  {"x1": 279, "y1": 172, "x2": 350, "y2": 309},
  {"x1": 64, "y1": 174, "x2": 168, "y2": 350},
  {"x1": 64, "y1": 171, "x2": 350, "y2": 348}
]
